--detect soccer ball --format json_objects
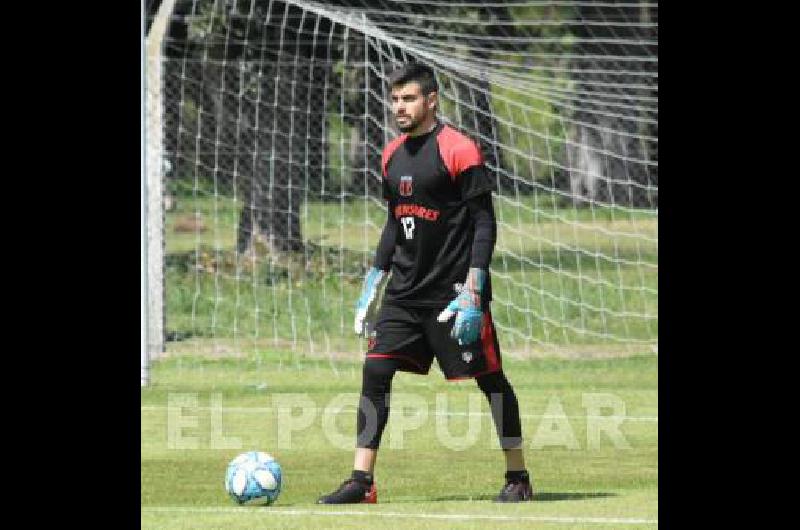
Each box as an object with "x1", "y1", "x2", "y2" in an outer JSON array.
[{"x1": 224, "y1": 451, "x2": 283, "y2": 505}]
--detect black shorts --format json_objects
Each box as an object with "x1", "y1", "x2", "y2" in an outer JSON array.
[{"x1": 366, "y1": 302, "x2": 503, "y2": 380}]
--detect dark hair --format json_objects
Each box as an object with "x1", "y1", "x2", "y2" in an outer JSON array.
[{"x1": 387, "y1": 62, "x2": 438, "y2": 95}]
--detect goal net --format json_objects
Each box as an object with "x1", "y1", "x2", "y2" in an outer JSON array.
[{"x1": 144, "y1": 0, "x2": 657, "y2": 377}]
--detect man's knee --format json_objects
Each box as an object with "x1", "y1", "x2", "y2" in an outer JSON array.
[
  {"x1": 357, "y1": 358, "x2": 397, "y2": 449},
  {"x1": 361, "y1": 358, "x2": 398, "y2": 397},
  {"x1": 476, "y1": 370, "x2": 510, "y2": 396}
]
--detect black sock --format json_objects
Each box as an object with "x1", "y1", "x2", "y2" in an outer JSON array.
[
  {"x1": 351, "y1": 470, "x2": 374, "y2": 486},
  {"x1": 505, "y1": 469, "x2": 529, "y2": 483}
]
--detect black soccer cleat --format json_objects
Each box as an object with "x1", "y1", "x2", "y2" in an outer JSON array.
[
  {"x1": 317, "y1": 478, "x2": 377, "y2": 504},
  {"x1": 494, "y1": 477, "x2": 534, "y2": 502}
]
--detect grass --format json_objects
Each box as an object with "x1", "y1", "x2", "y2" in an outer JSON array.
[
  {"x1": 166, "y1": 195, "x2": 656, "y2": 255},
  {"x1": 141, "y1": 354, "x2": 658, "y2": 529},
  {"x1": 162, "y1": 196, "x2": 657, "y2": 356}
]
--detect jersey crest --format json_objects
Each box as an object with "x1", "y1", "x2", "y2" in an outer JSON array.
[{"x1": 399, "y1": 175, "x2": 413, "y2": 196}]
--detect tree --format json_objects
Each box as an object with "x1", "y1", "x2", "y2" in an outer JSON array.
[
  {"x1": 568, "y1": 1, "x2": 658, "y2": 208},
  {"x1": 163, "y1": 0, "x2": 335, "y2": 254}
]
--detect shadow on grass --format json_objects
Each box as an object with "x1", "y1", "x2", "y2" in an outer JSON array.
[
  {"x1": 262, "y1": 491, "x2": 618, "y2": 507},
  {"x1": 425, "y1": 491, "x2": 617, "y2": 503},
  {"x1": 533, "y1": 492, "x2": 617, "y2": 502}
]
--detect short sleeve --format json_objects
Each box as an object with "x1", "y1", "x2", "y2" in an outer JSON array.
[
  {"x1": 381, "y1": 134, "x2": 407, "y2": 201},
  {"x1": 436, "y1": 129, "x2": 496, "y2": 200}
]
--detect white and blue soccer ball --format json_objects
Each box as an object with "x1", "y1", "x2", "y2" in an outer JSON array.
[{"x1": 224, "y1": 451, "x2": 282, "y2": 505}]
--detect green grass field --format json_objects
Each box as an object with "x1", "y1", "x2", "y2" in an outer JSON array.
[
  {"x1": 163, "y1": 196, "x2": 657, "y2": 356},
  {"x1": 149, "y1": 195, "x2": 657, "y2": 527},
  {"x1": 141, "y1": 353, "x2": 658, "y2": 528}
]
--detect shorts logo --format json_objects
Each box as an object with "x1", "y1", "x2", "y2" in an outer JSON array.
[
  {"x1": 399, "y1": 175, "x2": 413, "y2": 196},
  {"x1": 461, "y1": 351, "x2": 474, "y2": 363},
  {"x1": 454, "y1": 282, "x2": 464, "y2": 294}
]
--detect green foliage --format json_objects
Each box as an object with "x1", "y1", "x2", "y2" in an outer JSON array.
[
  {"x1": 325, "y1": 112, "x2": 354, "y2": 192},
  {"x1": 491, "y1": 4, "x2": 576, "y2": 187},
  {"x1": 491, "y1": 83, "x2": 569, "y2": 186},
  {"x1": 186, "y1": 0, "x2": 227, "y2": 44}
]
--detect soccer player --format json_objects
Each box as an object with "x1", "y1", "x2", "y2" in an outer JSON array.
[{"x1": 317, "y1": 63, "x2": 533, "y2": 504}]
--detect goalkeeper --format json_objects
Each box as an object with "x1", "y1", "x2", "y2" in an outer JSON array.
[{"x1": 318, "y1": 63, "x2": 532, "y2": 504}]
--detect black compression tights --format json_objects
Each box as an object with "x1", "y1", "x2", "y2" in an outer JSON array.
[
  {"x1": 355, "y1": 357, "x2": 398, "y2": 449},
  {"x1": 355, "y1": 357, "x2": 523, "y2": 449}
]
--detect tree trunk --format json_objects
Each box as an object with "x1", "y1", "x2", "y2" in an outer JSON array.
[{"x1": 569, "y1": 2, "x2": 658, "y2": 208}]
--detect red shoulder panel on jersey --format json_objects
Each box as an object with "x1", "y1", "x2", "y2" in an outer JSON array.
[
  {"x1": 436, "y1": 125, "x2": 484, "y2": 181},
  {"x1": 381, "y1": 133, "x2": 409, "y2": 177}
]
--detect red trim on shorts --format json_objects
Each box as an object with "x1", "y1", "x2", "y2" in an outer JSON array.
[
  {"x1": 444, "y1": 314, "x2": 502, "y2": 382},
  {"x1": 366, "y1": 353, "x2": 427, "y2": 374},
  {"x1": 480, "y1": 312, "x2": 501, "y2": 373}
]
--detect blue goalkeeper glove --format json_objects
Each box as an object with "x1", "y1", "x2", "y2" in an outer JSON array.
[
  {"x1": 354, "y1": 267, "x2": 388, "y2": 337},
  {"x1": 437, "y1": 268, "x2": 486, "y2": 346}
]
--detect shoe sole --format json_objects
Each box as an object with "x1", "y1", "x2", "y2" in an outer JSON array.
[{"x1": 317, "y1": 485, "x2": 377, "y2": 504}]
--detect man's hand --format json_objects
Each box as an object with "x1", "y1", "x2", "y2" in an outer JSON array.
[
  {"x1": 437, "y1": 268, "x2": 486, "y2": 346},
  {"x1": 354, "y1": 267, "x2": 388, "y2": 337}
]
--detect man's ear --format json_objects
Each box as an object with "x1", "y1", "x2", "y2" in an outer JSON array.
[{"x1": 427, "y1": 91, "x2": 438, "y2": 111}]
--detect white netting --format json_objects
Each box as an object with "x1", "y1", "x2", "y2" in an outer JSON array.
[{"x1": 146, "y1": 0, "x2": 657, "y2": 364}]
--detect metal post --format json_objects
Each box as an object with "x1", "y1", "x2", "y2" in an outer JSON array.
[
  {"x1": 141, "y1": 0, "x2": 149, "y2": 387},
  {"x1": 144, "y1": 0, "x2": 178, "y2": 384}
]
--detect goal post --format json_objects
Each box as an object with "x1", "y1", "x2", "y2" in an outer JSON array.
[
  {"x1": 142, "y1": 0, "x2": 148, "y2": 387},
  {"x1": 144, "y1": 0, "x2": 180, "y2": 386}
]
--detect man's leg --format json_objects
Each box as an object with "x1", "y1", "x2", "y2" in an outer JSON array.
[
  {"x1": 354, "y1": 447, "x2": 378, "y2": 474},
  {"x1": 318, "y1": 357, "x2": 399, "y2": 504},
  {"x1": 476, "y1": 370, "x2": 534, "y2": 502}
]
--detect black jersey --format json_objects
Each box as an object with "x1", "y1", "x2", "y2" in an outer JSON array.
[{"x1": 380, "y1": 121, "x2": 495, "y2": 308}]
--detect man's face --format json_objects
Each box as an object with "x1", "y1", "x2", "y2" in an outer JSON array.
[{"x1": 391, "y1": 81, "x2": 436, "y2": 133}]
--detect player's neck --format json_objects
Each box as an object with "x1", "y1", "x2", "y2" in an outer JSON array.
[{"x1": 407, "y1": 116, "x2": 438, "y2": 137}]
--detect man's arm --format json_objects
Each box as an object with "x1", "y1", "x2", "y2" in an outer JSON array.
[
  {"x1": 437, "y1": 191, "x2": 496, "y2": 345},
  {"x1": 374, "y1": 204, "x2": 398, "y2": 271},
  {"x1": 466, "y1": 192, "x2": 497, "y2": 271},
  {"x1": 354, "y1": 204, "x2": 396, "y2": 336}
]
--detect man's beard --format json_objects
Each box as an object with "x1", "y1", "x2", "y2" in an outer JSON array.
[{"x1": 396, "y1": 115, "x2": 419, "y2": 133}]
